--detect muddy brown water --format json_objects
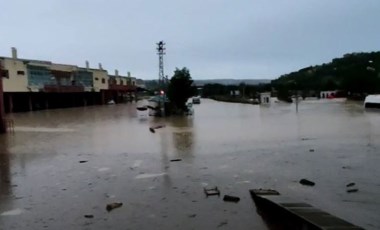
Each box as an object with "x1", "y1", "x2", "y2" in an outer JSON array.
[{"x1": 0, "y1": 99, "x2": 379, "y2": 229}]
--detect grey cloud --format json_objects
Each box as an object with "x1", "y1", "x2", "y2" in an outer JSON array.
[{"x1": 1, "y1": 0, "x2": 379, "y2": 79}]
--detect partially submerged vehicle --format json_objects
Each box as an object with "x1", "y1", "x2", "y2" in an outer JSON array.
[
  {"x1": 364, "y1": 95, "x2": 380, "y2": 109},
  {"x1": 148, "y1": 95, "x2": 169, "y2": 116},
  {"x1": 192, "y1": 96, "x2": 201, "y2": 104}
]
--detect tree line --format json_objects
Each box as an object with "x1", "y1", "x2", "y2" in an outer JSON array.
[
  {"x1": 202, "y1": 51, "x2": 380, "y2": 101},
  {"x1": 272, "y1": 51, "x2": 380, "y2": 99}
]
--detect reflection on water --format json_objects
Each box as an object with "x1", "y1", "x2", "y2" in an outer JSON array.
[
  {"x1": 14, "y1": 127, "x2": 75, "y2": 132},
  {"x1": 0, "y1": 135, "x2": 11, "y2": 197}
]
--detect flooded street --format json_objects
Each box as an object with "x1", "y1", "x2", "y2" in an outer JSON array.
[{"x1": 0, "y1": 99, "x2": 379, "y2": 230}]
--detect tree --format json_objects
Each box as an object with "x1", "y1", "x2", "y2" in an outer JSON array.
[{"x1": 167, "y1": 67, "x2": 196, "y2": 112}]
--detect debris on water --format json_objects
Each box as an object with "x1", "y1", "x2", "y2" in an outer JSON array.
[
  {"x1": 346, "y1": 182, "x2": 356, "y2": 187},
  {"x1": 223, "y1": 195, "x2": 240, "y2": 203},
  {"x1": 170, "y1": 159, "x2": 182, "y2": 162},
  {"x1": 188, "y1": 214, "x2": 197, "y2": 218},
  {"x1": 79, "y1": 160, "x2": 88, "y2": 163},
  {"x1": 106, "y1": 202, "x2": 123, "y2": 212},
  {"x1": 84, "y1": 215, "x2": 94, "y2": 218},
  {"x1": 204, "y1": 186, "x2": 220, "y2": 197},
  {"x1": 299, "y1": 179, "x2": 315, "y2": 186},
  {"x1": 217, "y1": 220, "x2": 228, "y2": 228},
  {"x1": 309, "y1": 149, "x2": 315, "y2": 152},
  {"x1": 136, "y1": 106, "x2": 148, "y2": 111},
  {"x1": 347, "y1": 188, "x2": 359, "y2": 193},
  {"x1": 342, "y1": 166, "x2": 352, "y2": 170},
  {"x1": 250, "y1": 189, "x2": 280, "y2": 196},
  {"x1": 301, "y1": 138, "x2": 311, "y2": 141},
  {"x1": 149, "y1": 125, "x2": 166, "y2": 133}
]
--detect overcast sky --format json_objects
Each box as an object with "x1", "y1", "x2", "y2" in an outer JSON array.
[{"x1": 1, "y1": 0, "x2": 379, "y2": 80}]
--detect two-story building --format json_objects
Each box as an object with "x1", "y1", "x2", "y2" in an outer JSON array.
[{"x1": 0, "y1": 47, "x2": 140, "y2": 112}]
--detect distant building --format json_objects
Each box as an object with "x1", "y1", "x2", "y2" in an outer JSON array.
[
  {"x1": 0, "y1": 47, "x2": 143, "y2": 112},
  {"x1": 230, "y1": 90, "x2": 240, "y2": 96},
  {"x1": 260, "y1": 92, "x2": 271, "y2": 104},
  {"x1": 320, "y1": 91, "x2": 337, "y2": 99}
]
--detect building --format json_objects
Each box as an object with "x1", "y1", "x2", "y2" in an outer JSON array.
[
  {"x1": 320, "y1": 90, "x2": 338, "y2": 99},
  {"x1": 0, "y1": 47, "x2": 141, "y2": 113},
  {"x1": 260, "y1": 92, "x2": 271, "y2": 104}
]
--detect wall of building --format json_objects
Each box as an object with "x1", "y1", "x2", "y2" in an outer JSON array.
[
  {"x1": 0, "y1": 48, "x2": 144, "y2": 113},
  {"x1": 51, "y1": 63, "x2": 77, "y2": 72},
  {"x1": 1, "y1": 58, "x2": 28, "y2": 92},
  {"x1": 91, "y1": 69, "x2": 108, "y2": 92}
]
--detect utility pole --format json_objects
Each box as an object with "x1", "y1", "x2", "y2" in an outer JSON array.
[
  {"x1": 0, "y1": 62, "x2": 6, "y2": 133},
  {"x1": 156, "y1": 41, "x2": 166, "y2": 116},
  {"x1": 157, "y1": 41, "x2": 166, "y2": 88}
]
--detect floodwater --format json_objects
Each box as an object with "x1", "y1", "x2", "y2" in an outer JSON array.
[{"x1": 0, "y1": 99, "x2": 379, "y2": 230}]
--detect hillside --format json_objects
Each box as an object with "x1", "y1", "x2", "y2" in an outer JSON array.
[{"x1": 272, "y1": 52, "x2": 380, "y2": 95}]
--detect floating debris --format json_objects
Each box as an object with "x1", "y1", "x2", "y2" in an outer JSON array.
[
  {"x1": 79, "y1": 160, "x2": 88, "y2": 163},
  {"x1": 346, "y1": 182, "x2": 356, "y2": 187},
  {"x1": 84, "y1": 215, "x2": 94, "y2": 218},
  {"x1": 136, "y1": 106, "x2": 148, "y2": 111},
  {"x1": 223, "y1": 195, "x2": 240, "y2": 203},
  {"x1": 149, "y1": 125, "x2": 166, "y2": 133},
  {"x1": 204, "y1": 186, "x2": 220, "y2": 197},
  {"x1": 309, "y1": 149, "x2": 315, "y2": 152},
  {"x1": 347, "y1": 188, "x2": 359, "y2": 193},
  {"x1": 170, "y1": 159, "x2": 182, "y2": 162},
  {"x1": 250, "y1": 189, "x2": 280, "y2": 196},
  {"x1": 299, "y1": 179, "x2": 315, "y2": 186},
  {"x1": 217, "y1": 220, "x2": 228, "y2": 228},
  {"x1": 188, "y1": 214, "x2": 197, "y2": 218},
  {"x1": 106, "y1": 202, "x2": 123, "y2": 212}
]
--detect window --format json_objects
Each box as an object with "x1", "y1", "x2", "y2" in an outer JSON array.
[
  {"x1": 95, "y1": 77, "x2": 99, "y2": 81},
  {"x1": 17, "y1": 70, "x2": 25, "y2": 75},
  {"x1": 102, "y1": 78, "x2": 105, "y2": 84},
  {"x1": 1, "y1": 70, "x2": 9, "y2": 78}
]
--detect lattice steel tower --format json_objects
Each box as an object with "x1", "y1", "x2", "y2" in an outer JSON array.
[{"x1": 156, "y1": 41, "x2": 166, "y2": 87}]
